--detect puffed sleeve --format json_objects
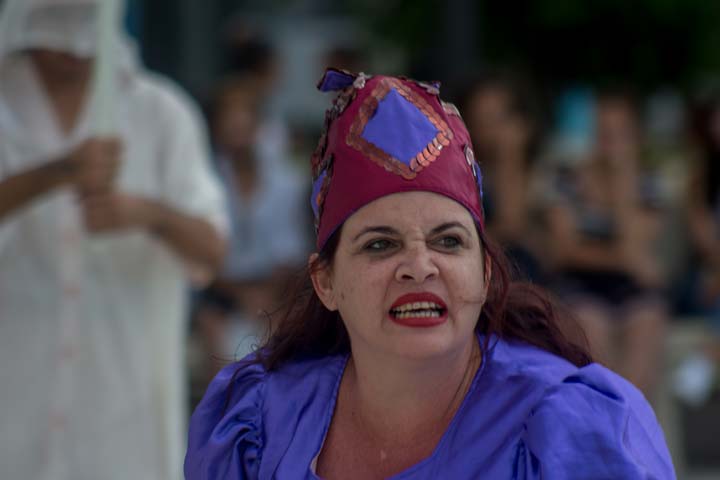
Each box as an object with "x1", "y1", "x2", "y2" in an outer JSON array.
[
  {"x1": 185, "y1": 359, "x2": 267, "y2": 480},
  {"x1": 515, "y1": 363, "x2": 676, "y2": 479}
]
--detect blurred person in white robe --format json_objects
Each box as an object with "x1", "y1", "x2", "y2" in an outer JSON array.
[{"x1": 0, "y1": 0, "x2": 227, "y2": 479}]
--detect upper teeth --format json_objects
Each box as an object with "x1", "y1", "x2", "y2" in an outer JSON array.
[{"x1": 392, "y1": 302, "x2": 442, "y2": 313}]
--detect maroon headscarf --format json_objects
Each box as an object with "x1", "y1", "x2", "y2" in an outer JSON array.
[{"x1": 311, "y1": 69, "x2": 484, "y2": 249}]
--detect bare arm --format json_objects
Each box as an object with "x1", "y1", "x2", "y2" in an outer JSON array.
[
  {"x1": 81, "y1": 193, "x2": 226, "y2": 273},
  {"x1": 0, "y1": 159, "x2": 71, "y2": 220},
  {"x1": 689, "y1": 207, "x2": 720, "y2": 267},
  {"x1": 545, "y1": 205, "x2": 626, "y2": 271},
  {"x1": 148, "y1": 199, "x2": 226, "y2": 272},
  {"x1": 0, "y1": 137, "x2": 120, "y2": 221},
  {"x1": 546, "y1": 179, "x2": 664, "y2": 287},
  {"x1": 490, "y1": 156, "x2": 528, "y2": 242},
  {"x1": 687, "y1": 165, "x2": 720, "y2": 268}
]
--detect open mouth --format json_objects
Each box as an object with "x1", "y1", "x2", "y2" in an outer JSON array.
[
  {"x1": 389, "y1": 301, "x2": 447, "y2": 320},
  {"x1": 388, "y1": 293, "x2": 448, "y2": 327}
]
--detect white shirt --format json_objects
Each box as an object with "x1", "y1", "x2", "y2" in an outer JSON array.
[
  {"x1": 0, "y1": 54, "x2": 227, "y2": 480},
  {"x1": 218, "y1": 154, "x2": 309, "y2": 281}
]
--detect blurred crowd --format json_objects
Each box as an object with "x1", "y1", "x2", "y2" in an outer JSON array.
[
  {"x1": 185, "y1": 29, "x2": 720, "y2": 476},
  {"x1": 455, "y1": 73, "x2": 720, "y2": 405},
  {"x1": 2, "y1": 0, "x2": 720, "y2": 478},
  {"x1": 187, "y1": 37, "x2": 311, "y2": 397},
  {"x1": 186, "y1": 29, "x2": 720, "y2": 407}
]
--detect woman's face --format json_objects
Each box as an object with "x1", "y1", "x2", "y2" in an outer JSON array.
[
  {"x1": 595, "y1": 100, "x2": 640, "y2": 162},
  {"x1": 467, "y1": 86, "x2": 528, "y2": 159},
  {"x1": 312, "y1": 191, "x2": 489, "y2": 362},
  {"x1": 214, "y1": 90, "x2": 260, "y2": 156}
]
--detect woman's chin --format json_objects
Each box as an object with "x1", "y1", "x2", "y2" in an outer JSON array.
[{"x1": 383, "y1": 327, "x2": 468, "y2": 361}]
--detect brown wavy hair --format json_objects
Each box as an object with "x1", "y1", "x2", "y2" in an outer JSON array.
[{"x1": 254, "y1": 225, "x2": 592, "y2": 371}]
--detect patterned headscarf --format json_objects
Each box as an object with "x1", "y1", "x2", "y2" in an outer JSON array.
[{"x1": 311, "y1": 69, "x2": 484, "y2": 249}]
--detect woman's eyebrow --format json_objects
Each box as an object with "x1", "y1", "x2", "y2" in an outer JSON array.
[
  {"x1": 352, "y1": 226, "x2": 399, "y2": 242},
  {"x1": 430, "y1": 222, "x2": 472, "y2": 236}
]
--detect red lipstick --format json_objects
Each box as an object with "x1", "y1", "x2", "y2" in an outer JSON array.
[{"x1": 388, "y1": 292, "x2": 448, "y2": 328}]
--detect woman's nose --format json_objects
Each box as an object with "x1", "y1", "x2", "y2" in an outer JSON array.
[{"x1": 395, "y1": 245, "x2": 439, "y2": 283}]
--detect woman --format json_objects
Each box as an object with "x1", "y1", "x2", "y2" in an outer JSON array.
[
  {"x1": 544, "y1": 90, "x2": 669, "y2": 397},
  {"x1": 185, "y1": 70, "x2": 675, "y2": 479},
  {"x1": 673, "y1": 95, "x2": 720, "y2": 405},
  {"x1": 459, "y1": 70, "x2": 543, "y2": 281},
  {"x1": 191, "y1": 75, "x2": 308, "y2": 384},
  {"x1": 688, "y1": 99, "x2": 720, "y2": 315}
]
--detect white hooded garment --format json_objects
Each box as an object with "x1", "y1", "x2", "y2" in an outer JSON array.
[{"x1": 0, "y1": 1, "x2": 227, "y2": 479}]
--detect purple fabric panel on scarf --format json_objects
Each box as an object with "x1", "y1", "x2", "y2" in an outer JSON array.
[
  {"x1": 318, "y1": 70, "x2": 355, "y2": 92},
  {"x1": 474, "y1": 164, "x2": 484, "y2": 199},
  {"x1": 360, "y1": 88, "x2": 438, "y2": 165},
  {"x1": 311, "y1": 170, "x2": 327, "y2": 218}
]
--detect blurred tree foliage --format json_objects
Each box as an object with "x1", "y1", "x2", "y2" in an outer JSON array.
[{"x1": 346, "y1": 0, "x2": 720, "y2": 91}]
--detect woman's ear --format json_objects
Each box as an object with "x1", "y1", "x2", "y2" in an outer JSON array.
[{"x1": 309, "y1": 253, "x2": 338, "y2": 311}]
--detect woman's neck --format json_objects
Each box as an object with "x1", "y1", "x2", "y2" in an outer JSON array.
[{"x1": 344, "y1": 337, "x2": 481, "y2": 444}]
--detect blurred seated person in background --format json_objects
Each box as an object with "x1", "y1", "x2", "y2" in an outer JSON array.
[
  {"x1": 672, "y1": 94, "x2": 720, "y2": 404},
  {"x1": 185, "y1": 70, "x2": 674, "y2": 479},
  {"x1": 459, "y1": 71, "x2": 543, "y2": 281},
  {"x1": 687, "y1": 95, "x2": 720, "y2": 332},
  {"x1": 193, "y1": 75, "x2": 309, "y2": 378},
  {"x1": 221, "y1": 25, "x2": 289, "y2": 171},
  {"x1": 0, "y1": 0, "x2": 227, "y2": 478},
  {"x1": 545, "y1": 89, "x2": 669, "y2": 397}
]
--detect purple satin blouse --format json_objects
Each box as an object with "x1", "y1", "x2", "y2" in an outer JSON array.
[{"x1": 185, "y1": 336, "x2": 675, "y2": 479}]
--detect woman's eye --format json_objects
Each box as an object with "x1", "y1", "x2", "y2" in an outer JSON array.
[
  {"x1": 434, "y1": 236, "x2": 461, "y2": 249},
  {"x1": 364, "y1": 239, "x2": 395, "y2": 251}
]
